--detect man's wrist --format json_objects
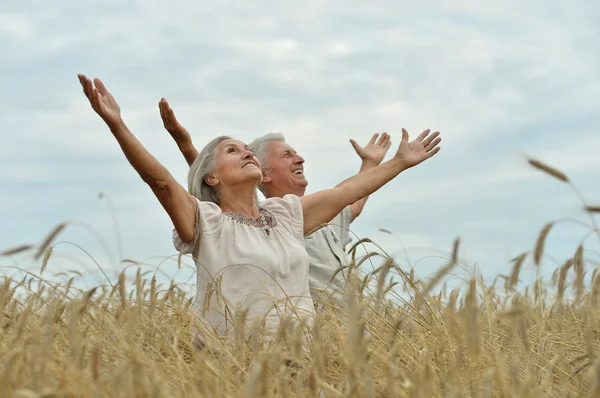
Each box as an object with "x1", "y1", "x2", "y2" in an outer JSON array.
[
  {"x1": 360, "y1": 159, "x2": 379, "y2": 171},
  {"x1": 177, "y1": 138, "x2": 194, "y2": 151}
]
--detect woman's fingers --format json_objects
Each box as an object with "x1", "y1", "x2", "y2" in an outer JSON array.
[
  {"x1": 425, "y1": 137, "x2": 441, "y2": 151},
  {"x1": 427, "y1": 146, "x2": 441, "y2": 158},
  {"x1": 422, "y1": 131, "x2": 440, "y2": 148}
]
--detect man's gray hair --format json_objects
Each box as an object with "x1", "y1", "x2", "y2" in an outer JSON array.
[
  {"x1": 248, "y1": 132, "x2": 286, "y2": 168},
  {"x1": 248, "y1": 133, "x2": 286, "y2": 195},
  {"x1": 188, "y1": 136, "x2": 231, "y2": 205}
]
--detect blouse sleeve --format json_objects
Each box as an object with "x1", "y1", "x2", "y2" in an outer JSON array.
[
  {"x1": 261, "y1": 194, "x2": 304, "y2": 243},
  {"x1": 172, "y1": 198, "x2": 223, "y2": 254}
]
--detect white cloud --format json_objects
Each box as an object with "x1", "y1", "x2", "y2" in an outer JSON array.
[
  {"x1": 0, "y1": 13, "x2": 34, "y2": 40},
  {"x1": 1, "y1": 0, "x2": 599, "y2": 285}
]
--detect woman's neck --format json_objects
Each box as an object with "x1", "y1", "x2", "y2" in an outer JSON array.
[{"x1": 218, "y1": 185, "x2": 260, "y2": 218}]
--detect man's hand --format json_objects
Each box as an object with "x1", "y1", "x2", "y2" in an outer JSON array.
[
  {"x1": 78, "y1": 74, "x2": 122, "y2": 128},
  {"x1": 394, "y1": 128, "x2": 441, "y2": 169},
  {"x1": 350, "y1": 133, "x2": 392, "y2": 167},
  {"x1": 159, "y1": 98, "x2": 192, "y2": 146},
  {"x1": 159, "y1": 98, "x2": 199, "y2": 166}
]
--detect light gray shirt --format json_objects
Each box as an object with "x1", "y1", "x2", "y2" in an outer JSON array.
[{"x1": 304, "y1": 206, "x2": 352, "y2": 304}]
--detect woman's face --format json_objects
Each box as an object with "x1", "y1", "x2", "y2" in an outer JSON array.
[{"x1": 209, "y1": 139, "x2": 263, "y2": 189}]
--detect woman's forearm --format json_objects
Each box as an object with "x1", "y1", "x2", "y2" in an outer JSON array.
[
  {"x1": 338, "y1": 157, "x2": 406, "y2": 203},
  {"x1": 109, "y1": 120, "x2": 174, "y2": 187},
  {"x1": 301, "y1": 158, "x2": 406, "y2": 234},
  {"x1": 109, "y1": 119, "x2": 197, "y2": 242}
]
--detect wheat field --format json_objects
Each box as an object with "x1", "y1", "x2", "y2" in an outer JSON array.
[{"x1": 2, "y1": 160, "x2": 600, "y2": 398}]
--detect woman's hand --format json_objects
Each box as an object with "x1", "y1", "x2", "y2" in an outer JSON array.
[
  {"x1": 394, "y1": 128, "x2": 441, "y2": 169},
  {"x1": 78, "y1": 74, "x2": 123, "y2": 128}
]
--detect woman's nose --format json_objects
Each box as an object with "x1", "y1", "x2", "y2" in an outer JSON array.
[{"x1": 242, "y1": 150, "x2": 253, "y2": 159}]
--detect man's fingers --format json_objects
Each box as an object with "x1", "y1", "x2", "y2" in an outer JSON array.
[
  {"x1": 91, "y1": 88, "x2": 102, "y2": 111},
  {"x1": 158, "y1": 100, "x2": 165, "y2": 119},
  {"x1": 369, "y1": 133, "x2": 379, "y2": 145},
  {"x1": 401, "y1": 128, "x2": 409, "y2": 143},
  {"x1": 77, "y1": 74, "x2": 85, "y2": 92},
  {"x1": 78, "y1": 74, "x2": 91, "y2": 98},
  {"x1": 422, "y1": 131, "x2": 440, "y2": 148},
  {"x1": 349, "y1": 139, "x2": 361, "y2": 153},
  {"x1": 381, "y1": 132, "x2": 391, "y2": 147},
  {"x1": 168, "y1": 107, "x2": 177, "y2": 123},
  {"x1": 86, "y1": 79, "x2": 96, "y2": 104},
  {"x1": 159, "y1": 100, "x2": 168, "y2": 121},
  {"x1": 94, "y1": 78, "x2": 109, "y2": 95}
]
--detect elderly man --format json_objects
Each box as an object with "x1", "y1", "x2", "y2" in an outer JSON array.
[{"x1": 159, "y1": 99, "x2": 391, "y2": 306}]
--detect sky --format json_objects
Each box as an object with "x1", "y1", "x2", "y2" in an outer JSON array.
[{"x1": 1, "y1": 0, "x2": 600, "y2": 293}]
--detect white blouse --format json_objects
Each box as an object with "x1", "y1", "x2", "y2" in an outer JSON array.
[{"x1": 173, "y1": 194, "x2": 314, "y2": 338}]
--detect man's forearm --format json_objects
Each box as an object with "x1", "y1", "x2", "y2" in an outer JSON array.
[
  {"x1": 178, "y1": 141, "x2": 199, "y2": 166},
  {"x1": 349, "y1": 160, "x2": 378, "y2": 221}
]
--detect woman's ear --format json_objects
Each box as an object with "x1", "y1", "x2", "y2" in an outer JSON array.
[{"x1": 205, "y1": 173, "x2": 219, "y2": 187}]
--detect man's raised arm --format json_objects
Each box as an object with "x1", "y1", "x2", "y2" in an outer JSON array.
[
  {"x1": 301, "y1": 129, "x2": 441, "y2": 235},
  {"x1": 159, "y1": 98, "x2": 199, "y2": 166},
  {"x1": 339, "y1": 132, "x2": 392, "y2": 222}
]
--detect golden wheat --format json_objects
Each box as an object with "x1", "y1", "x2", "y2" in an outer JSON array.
[
  {"x1": 527, "y1": 158, "x2": 569, "y2": 183},
  {"x1": 2, "y1": 159, "x2": 599, "y2": 396}
]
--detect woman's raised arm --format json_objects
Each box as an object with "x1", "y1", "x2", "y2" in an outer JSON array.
[
  {"x1": 78, "y1": 75, "x2": 197, "y2": 243},
  {"x1": 300, "y1": 128, "x2": 441, "y2": 234}
]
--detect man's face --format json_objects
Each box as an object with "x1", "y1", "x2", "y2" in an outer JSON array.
[{"x1": 261, "y1": 141, "x2": 307, "y2": 197}]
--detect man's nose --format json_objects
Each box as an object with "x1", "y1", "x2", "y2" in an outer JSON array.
[{"x1": 294, "y1": 154, "x2": 305, "y2": 164}]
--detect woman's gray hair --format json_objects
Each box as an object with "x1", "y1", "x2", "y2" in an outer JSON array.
[{"x1": 188, "y1": 136, "x2": 231, "y2": 205}]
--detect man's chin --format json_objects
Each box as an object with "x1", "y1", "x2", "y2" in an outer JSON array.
[
  {"x1": 294, "y1": 179, "x2": 308, "y2": 196},
  {"x1": 294, "y1": 177, "x2": 308, "y2": 188}
]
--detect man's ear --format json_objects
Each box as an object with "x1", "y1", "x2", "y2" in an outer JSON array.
[
  {"x1": 261, "y1": 169, "x2": 272, "y2": 184},
  {"x1": 205, "y1": 173, "x2": 219, "y2": 187}
]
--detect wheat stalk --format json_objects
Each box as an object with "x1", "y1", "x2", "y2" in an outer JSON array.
[{"x1": 528, "y1": 158, "x2": 569, "y2": 183}]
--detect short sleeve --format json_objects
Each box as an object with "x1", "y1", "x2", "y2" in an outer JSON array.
[
  {"x1": 332, "y1": 205, "x2": 352, "y2": 249},
  {"x1": 172, "y1": 198, "x2": 223, "y2": 254},
  {"x1": 261, "y1": 194, "x2": 304, "y2": 242}
]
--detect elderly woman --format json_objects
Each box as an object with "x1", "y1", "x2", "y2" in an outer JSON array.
[{"x1": 77, "y1": 75, "x2": 441, "y2": 340}]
